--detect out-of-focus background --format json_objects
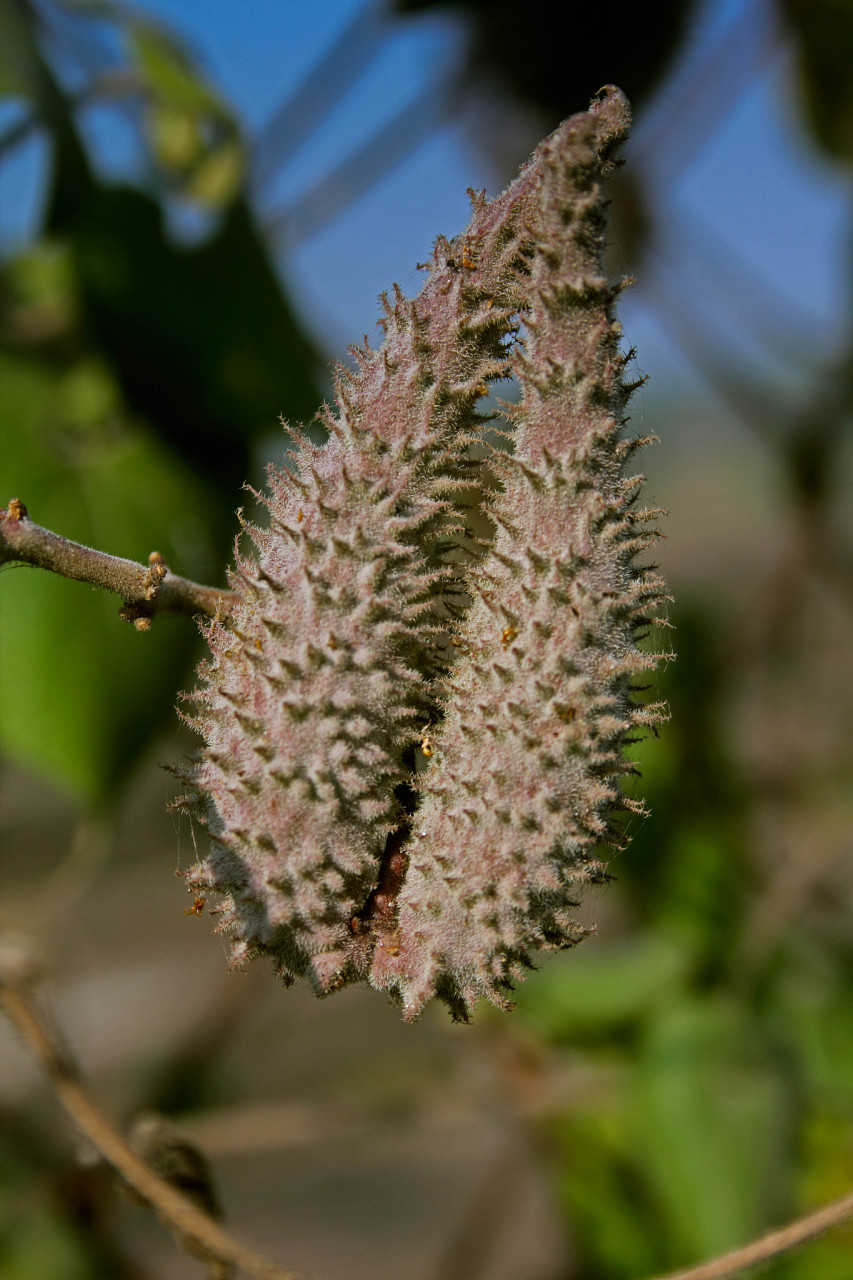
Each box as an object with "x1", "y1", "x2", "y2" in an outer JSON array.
[{"x1": 2, "y1": 1, "x2": 853, "y2": 1277}]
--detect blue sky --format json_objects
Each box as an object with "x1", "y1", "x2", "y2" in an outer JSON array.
[
  {"x1": 132, "y1": 0, "x2": 853, "y2": 421},
  {"x1": 3, "y1": 0, "x2": 851, "y2": 429}
]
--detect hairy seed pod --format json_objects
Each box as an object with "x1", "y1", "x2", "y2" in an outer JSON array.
[
  {"x1": 180, "y1": 123, "x2": 559, "y2": 995},
  {"x1": 369, "y1": 88, "x2": 670, "y2": 1020},
  {"x1": 181, "y1": 87, "x2": 669, "y2": 1018}
]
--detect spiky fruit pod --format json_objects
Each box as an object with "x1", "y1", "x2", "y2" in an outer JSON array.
[
  {"x1": 178, "y1": 136, "x2": 560, "y2": 995},
  {"x1": 369, "y1": 87, "x2": 670, "y2": 1020}
]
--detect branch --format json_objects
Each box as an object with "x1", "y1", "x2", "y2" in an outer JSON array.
[
  {"x1": 0, "y1": 499, "x2": 237, "y2": 628},
  {"x1": 0, "y1": 954, "x2": 304, "y2": 1280},
  {"x1": 644, "y1": 1188, "x2": 853, "y2": 1280}
]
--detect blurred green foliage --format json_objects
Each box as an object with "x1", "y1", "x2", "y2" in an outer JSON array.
[
  {"x1": 512, "y1": 614, "x2": 853, "y2": 1277},
  {"x1": 3, "y1": 2, "x2": 853, "y2": 1278},
  {"x1": 0, "y1": 1154, "x2": 99, "y2": 1280}
]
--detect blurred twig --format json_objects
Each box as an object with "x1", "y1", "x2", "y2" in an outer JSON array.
[
  {"x1": 631, "y1": 0, "x2": 779, "y2": 190},
  {"x1": 738, "y1": 823, "x2": 850, "y2": 969},
  {"x1": 0, "y1": 498, "x2": 237, "y2": 627},
  {"x1": 643, "y1": 1186, "x2": 853, "y2": 1279},
  {"x1": 269, "y1": 81, "x2": 450, "y2": 248},
  {"x1": 0, "y1": 957, "x2": 306, "y2": 1280},
  {"x1": 430, "y1": 1142, "x2": 524, "y2": 1280},
  {"x1": 0, "y1": 68, "x2": 144, "y2": 160},
  {"x1": 140, "y1": 968, "x2": 263, "y2": 1118},
  {"x1": 32, "y1": 814, "x2": 115, "y2": 937},
  {"x1": 252, "y1": 1, "x2": 388, "y2": 194}
]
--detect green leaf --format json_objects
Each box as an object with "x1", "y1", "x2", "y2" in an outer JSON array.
[
  {"x1": 775, "y1": 955, "x2": 853, "y2": 1107},
  {"x1": 552, "y1": 1104, "x2": 664, "y2": 1279},
  {"x1": 0, "y1": 1185, "x2": 97, "y2": 1280},
  {"x1": 187, "y1": 135, "x2": 244, "y2": 205},
  {"x1": 0, "y1": 346, "x2": 221, "y2": 805},
  {"x1": 654, "y1": 824, "x2": 745, "y2": 962},
  {"x1": 124, "y1": 23, "x2": 245, "y2": 203},
  {"x1": 634, "y1": 996, "x2": 792, "y2": 1264},
  {"x1": 0, "y1": 0, "x2": 43, "y2": 99},
  {"x1": 147, "y1": 101, "x2": 206, "y2": 171},
  {"x1": 127, "y1": 25, "x2": 225, "y2": 117},
  {"x1": 62, "y1": 187, "x2": 321, "y2": 491},
  {"x1": 514, "y1": 934, "x2": 691, "y2": 1039}
]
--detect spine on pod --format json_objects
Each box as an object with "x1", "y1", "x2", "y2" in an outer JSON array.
[{"x1": 370, "y1": 87, "x2": 670, "y2": 1020}]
